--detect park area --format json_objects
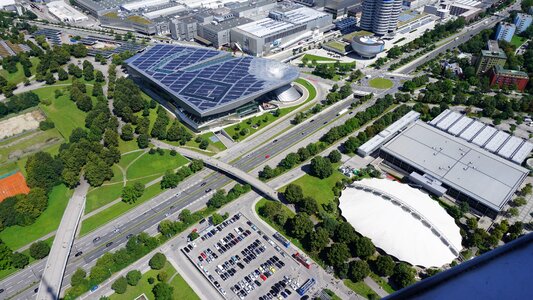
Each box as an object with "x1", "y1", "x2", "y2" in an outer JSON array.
[
  {"x1": 110, "y1": 262, "x2": 198, "y2": 300},
  {"x1": 369, "y1": 78, "x2": 394, "y2": 89}
]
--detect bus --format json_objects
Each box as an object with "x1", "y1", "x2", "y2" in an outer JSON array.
[
  {"x1": 293, "y1": 252, "x2": 311, "y2": 269},
  {"x1": 273, "y1": 232, "x2": 290, "y2": 248},
  {"x1": 296, "y1": 278, "x2": 316, "y2": 296}
]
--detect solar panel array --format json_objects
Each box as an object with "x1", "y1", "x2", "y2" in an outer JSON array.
[
  {"x1": 126, "y1": 44, "x2": 298, "y2": 114},
  {"x1": 33, "y1": 28, "x2": 62, "y2": 45},
  {"x1": 84, "y1": 36, "x2": 146, "y2": 58}
]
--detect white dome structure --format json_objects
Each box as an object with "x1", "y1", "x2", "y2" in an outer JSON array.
[{"x1": 339, "y1": 178, "x2": 462, "y2": 268}]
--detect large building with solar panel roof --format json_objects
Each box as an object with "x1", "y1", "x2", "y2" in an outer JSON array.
[{"x1": 125, "y1": 44, "x2": 300, "y2": 131}]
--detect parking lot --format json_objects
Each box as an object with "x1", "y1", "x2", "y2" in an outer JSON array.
[{"x1": 180, "y1": 212, "x2": 318, "y2": 300}]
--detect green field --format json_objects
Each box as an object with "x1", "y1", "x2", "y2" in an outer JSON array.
[
  {"x1": 0, "y1": 127, "x2": 64, "y2": 166},
  {"x1": 302, "y1": 54, "x2": 338, "y2": 62},
  {"x1": 34, "y1": 86, "x2": 89, "y2": 138},
  {"x1": 110, "y1": 262, "x2": 198, "y2": 300},
  {"x1": 511, "y1": 35, "x2": 527, "y2": 48},
  {"x1": 280, "y1": 165, "x2": 344, "y2": 210},
  {"x1": 0, "y1": 57, "x2": 39, "y2": 85},
  {"x1": 85, "y1": 150, "x2": 188, "y2": 213},
  {"x1": 370, "y1": 272, "x2": 395, "y2": 293},
  {"x1": 0, "y1": 185, "x2": 73, "y2": 250},
  {"x1": 126, "y1": 151, "x2": 188, "y2": 179},
  {"x1": 344, "y1": 279, "x2": 379, "y2": 299},
  {"x1": 369, "y1": 78, "x2": 394, "y2": 89},
  {"x1": 225, "y1": 78, "x2": 317, "y2": 141}
]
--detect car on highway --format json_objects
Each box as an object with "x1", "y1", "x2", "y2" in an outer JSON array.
[
  {"x1": 126, "y1": 233, "x2": 134, "y2": 239},
  {"x1": 265, "y1": 154, "x2": 270, "y2": 159},
  {"x1": 75, "y1": 251, "x2": 83, "y2": 257},
  {"x1": 0, "y1": 288, "x2": 4, "y2": 293},
  {"x1": 201, "y1": 182, "x2": 207, "y2": 186},
  {"x1": 93, "y1": 237, "x2": 100, "y2": 243},
  {"x1": 106, "y1": 242, "x2": 113, "y2": 247},
  {"x1": 205, "y1": 188, "x2": 212, "y2": 193}
]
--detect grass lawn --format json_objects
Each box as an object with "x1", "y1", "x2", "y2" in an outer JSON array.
[
  {"x1": 126, "y1": 151, "x2": 188, "y2": 179},
  {"x1": 225, "y1": 78, "x2": 316, "y2": 141},
  {"x1": 368, "y1": 78, "x2": 394, "y2": 89},
  {"x1": 369, "y1": 272, "x2": 395, "y2": 294},
  {"x1": 0, "y1": 184, "x2": 72, "y2": 250},
  {"x1": 302, "y1": 54, "x2": 338, "y2": 62},
  {"x1": 511, "y1": 35, "x2": 527, "y2": 48},
  {"x1": 110, "y1": 262, "x2": 198, "y2": 300},
  {"x1": 0, "y1": 57, "x2": 39, "y2": 85},
  {"x1": 0, "y1": 127, "x2": 64, "y2": 166},
  {"x1": 35, "y1": 86, "x2": 88, "y2": 138},
  {"x1": 324, "y1": 41, "x2": 348, "y2": 53},
  {"x1": 280, "y1": 166, "x2": 344, "y2": 210},
  {"x1": 117, "y1": 151, "x2": 145, "y2": 170},
  {"x1": 344, "y1": 279, "x2": 379, "y2": 299},
  {"x1": 118, "y1": 139, "x2": 140, "y2": 154},
  {"x1": 80, "y1": 183, "x2": 165, "y2": 236},
  {"x1": 184, "y1": 132, "x2": 227, "y2": 153}
]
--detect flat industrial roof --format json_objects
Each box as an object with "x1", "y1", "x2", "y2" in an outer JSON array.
[
  {"x1": 339, "y1": 178, "x2": 462, "y2": 267},
  {"x1": 381, "y1": 121, "x2": 529, "y2": 212},
  {"x1": 235, "y1": 17, "x2": 295, "y2": 38}
]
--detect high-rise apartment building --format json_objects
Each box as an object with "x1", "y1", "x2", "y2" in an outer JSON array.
[
  {"x1": 495, "y1": 22, "x2": 516, "y2": 42},
  {"x1": 360, "y1": 0, "x2": 402, "y2": 35},
  {"x1": 514, "y1": 13, "x2": 532, "y2": 33}
]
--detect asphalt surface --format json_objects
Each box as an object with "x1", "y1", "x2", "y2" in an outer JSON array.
[{"x1": 0, "y1": 82, "x2": 361, "y2": 299}]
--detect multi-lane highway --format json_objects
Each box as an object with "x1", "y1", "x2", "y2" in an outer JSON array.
[{"x1": 0, "y1": 79, "x2": 362, "y2": 299}]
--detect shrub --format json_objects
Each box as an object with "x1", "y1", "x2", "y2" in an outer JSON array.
[
  {"x1": 149, "y1": 253, "x2": 166, "y2": 270},
  {"x1": 111, "y1": 276, "x2": 128, "y2": 294}
]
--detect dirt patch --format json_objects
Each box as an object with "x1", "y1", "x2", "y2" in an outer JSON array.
[
  {"x1": 0, "y1": 111, "x2": 46, "y2": 140},
  {"x1": 3, "y1": 137, "x2": 61, "y2": 162}
]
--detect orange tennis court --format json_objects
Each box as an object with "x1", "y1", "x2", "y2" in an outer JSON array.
[{"x1": 0, "y1": 172, "x2": 30, "y2": 202}]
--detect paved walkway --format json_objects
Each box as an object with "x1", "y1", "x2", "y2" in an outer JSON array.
[
  {"x1": 364, "y1": 276, "x2": 389, "y2": 298},
  {"x1": 37, "y1": 179, "x2": 89, "y2": 300}
]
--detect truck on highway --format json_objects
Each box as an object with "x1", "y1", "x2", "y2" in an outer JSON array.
[{"x1": 337, "y1": 108, "x2": 348, "y2": 116}]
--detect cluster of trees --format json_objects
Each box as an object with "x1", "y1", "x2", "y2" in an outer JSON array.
[
  {"x1": 0, "y1": 188, "x2": 48, "y2": 230},
  {"x1": 0, "y1": 239, "x2": 30, "y2": 270},
  {"x1": 397, "y1": 17, "x2": 466, "y2": 54},
  {"x1": 66, "y1": 232, "x2": 161, "y2": 299},
  {"x1": 258, "y1": 202, "x2": 416, "y2": 288},
  {"x1": 259, "y1": 142, "x2": 327, "y2": 180},
  {"x1": 206, "y1": 184, "x2": 252, "y2": 209},
  {"x1": 342, "y1": 105, "x2": 412, "y2": 154},
  {"x1": 151, "y1": 107, "x2": 194, "y2": 146},
  {"x1": 462, "y1": 217, "x2": 524, "y2": 254},
  {"x1": 388, "y1": 45, "x2": 436, "y2": 71},
  {"x1": 112, "y1": 253, "x2": 171, "y2": 297},
  {"x1": 312, "y1": 61, "x2": 355, "y2": 79},
  {"x1": 401, "y1": 75, "x2": 430, "y2": 93},
  {"x1": 160, "y1": 159, "x2": 204, "y2": 189},
  {"x1": 0, "y1": 91, "x2": 40, "y2": 117},
  {"x1": 158, "y1": 208, "x2": 208, "y2": 238}
]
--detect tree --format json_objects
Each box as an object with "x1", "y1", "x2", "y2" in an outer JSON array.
[
  {"x1": 137, "y1": 133, "x2": 150, "y2": 148},
  {"x1": 334, "y1": 222, "x2": 358, "y2": 244},
  {"x1": 95, "y1": 70, "x2": 105, "y2": 83},
  {"x1": 375, "y1": 255, "x2": 395, "y2": 277},
  {"x1": 310, "y1": 156, "x2": 333, "y2": 179},
  {"x1": 152, "y1": 282, "x2": 174, "y2": 300},
  {"x1": 391, "y1": 263, "x2": 416, "y2": 289},
  {"x1": 298, "y1": 196, "x2": 319, "y2": 215},
  {"x1": 149, "y1": 253, "x2": 166, "y2": 270},
  {"x1": 71, "y1": 268, "x2": 87, "y2": 287},
  {"x1": 207, "y1": 190, "x2": 227, "y2": 208},
  {"x1": 58, "y1": 68, "x2": 68, "y2": 81},
  {"x1": 353, "y1": 237, "x2": 375, "y2": 259},
  {"x1": 513, "y1": 197, "x2": 527, "y2": 207},
  {"x1": 122, "y1": 182, "x2": 145, "y2": 204},
  {"x1": 121, "y1": 124, "x2": 134, "y2": 141},
  {"x1": 508, "y1": 207, "x2": 519, "y2": 217},
  {"x1": 29, "y1": 241, "x2": 50, "y2": 259},
  {"x1": 84, "y1": 155, "x2": 113, "y2": 186},
  {"x1": 287, "y1": 213, "x2": 314, "y2": 240},
  {"x1": 283, "y1": 184, "x2": 303, "y2": 204},
  {"x1": 325, "y1": 242, "x2": 350, "y2": 268},
  {"x1": 307, "y1": 227, "x2": 330, "y2": 253},
  {"x1": 160, "y1": 171, "x2": 181, "y2": 189},
  {"x1": 349, "y1": 260, "x2": 370, "y2": 282},
  {"x1": 76, "y1": 95, "x2": 93, "y2": 112},
  {"x1": 189, "y1": 159, "x2": 204, "y2": 173},
  {"x1": 199, "y1": 139, "x2": 209, "y2": 150},
  {"x1": 25, "y1": 152, "x2": 63, "y2": 192},
  {"x1": 45, "y1": 72, "x2": 56, "y2": 85},
  {"x1": 12, "y1": 252, "x2": 29, "y2": 269},
  {"x1": 328, "y1": 150, "x2": 342, "y2": 163},
  {"x1": 211, "y1": 212, "x2": 225, "y2": 225},
  {"x1": 111, "y1": 276, "x2": 128, "y2": 294}
]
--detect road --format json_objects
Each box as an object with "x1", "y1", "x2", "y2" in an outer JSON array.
[
  {"x1": 397, "y1": 2, "x2": 520, "y2": 74},
  {"x1": 36, "y1": 179, "x2": 88, "y2": 300}
]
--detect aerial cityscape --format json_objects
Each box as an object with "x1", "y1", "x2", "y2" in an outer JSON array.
[{"x1": 0, "y1": 0, "x2": 531, "y2": 299}]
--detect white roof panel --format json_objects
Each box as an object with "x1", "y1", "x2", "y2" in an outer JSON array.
[
  {"x1": 484, "y1": 131, "x2": 510, "y2": 152},
  {"x1": 471, "y1": 126, "x2": 497, "y2": 147},
  {"x1": 448, "y1": 116, "x2": 474, "y2": 136},
  {"x1": 436, "y1": 110, "x2": 462, "y2": 131},
  {"x1": 429, "y1": 109, "x2": 451, "y2": 126},
  {"x1": 498, "y1": 136, "x2": 524, "y2": 159},
  {"x1": 459, "y1": 120, "x2": 485, "y2": 141},
  {"x1": 511, "y1": 141, "x2": 533, "y2": 164},
  {"x1": 339, "y1": 178, "x2": 462, "y2": 268}
]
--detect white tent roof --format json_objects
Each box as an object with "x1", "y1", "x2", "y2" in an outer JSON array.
[{"x1": 339, "y1": 178, "x2": 462, "y2": 268}]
